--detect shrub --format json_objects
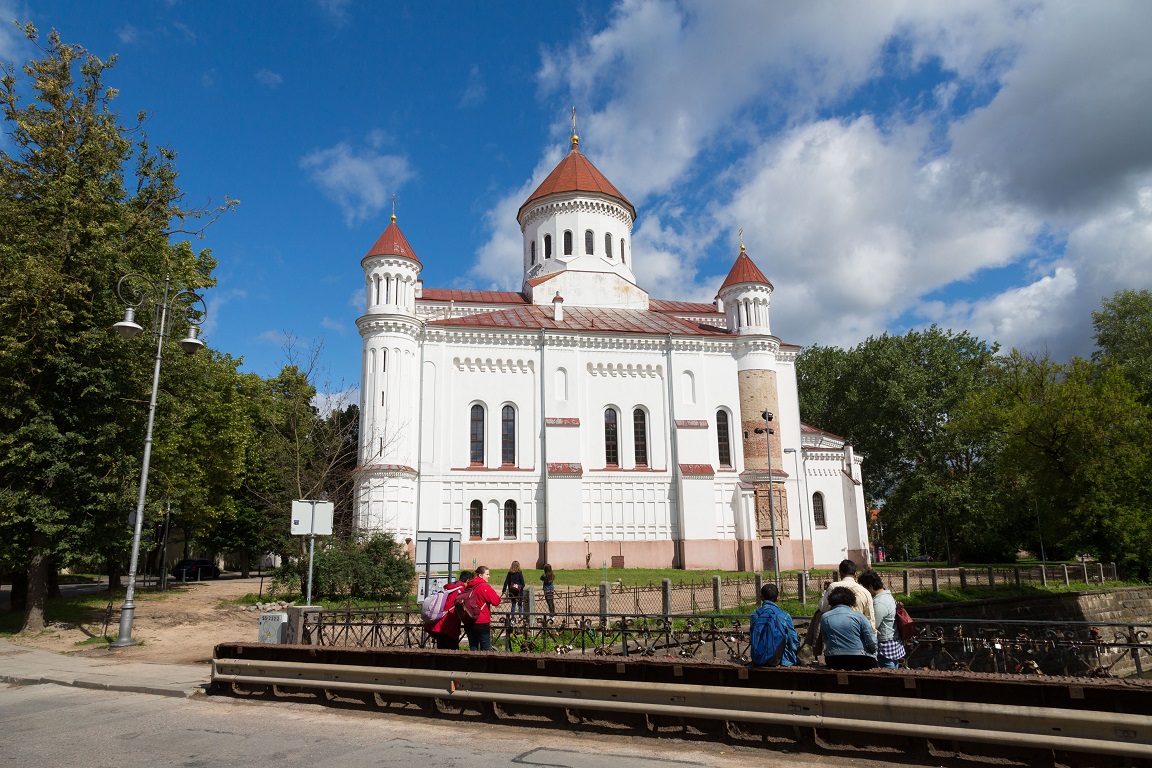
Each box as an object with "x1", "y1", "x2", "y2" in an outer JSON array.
[{"x1": 272, "y1": 533, "x2": 414, "y2": 603}]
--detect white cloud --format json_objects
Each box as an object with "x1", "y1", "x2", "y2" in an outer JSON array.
[
  {"x1": 117, "y1": 24, "x2": 140, "y2": 44},
  {"x1": 320, "y1": 316, "x2": 345, "y2": 334},
  {"x1": 300, "y1": 135, "x2": 414, "y2": 227},
  {"x1": 459, "y1": 64, "x2": 486, "y2": 109},
  {"x1": 315, "y1": 0, "x2": 351, "y2": 27},
  {"x1": 254, "y1": 68, "x2": 283, "y2": 88},
  {"x1": 464, "y1": 1, "x2": 1152, "y2": 360},
  {"x1": 256, "y1": 330, "x2": 288, "y2": 345}
]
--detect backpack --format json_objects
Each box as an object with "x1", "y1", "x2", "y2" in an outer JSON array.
[
  {"x1": 895, "y1": 601, "x2": 915, "y2": 641},
  {"x1": 455, "y1": 583, "x2": 483, "y2": 622},
  {"x1": 509, "y1": 582, "x2": 522, "y2": 597},
  {"x1": 749, "y1": 604, "x2": 789, "y2": 666},
  {"x1": 420, "y1": 584, "x2": 459, "y2": 624}
]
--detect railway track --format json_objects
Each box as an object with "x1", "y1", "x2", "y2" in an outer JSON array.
[{"x1": 211, "y1": 643, "x2": 1152, "y2": 767}]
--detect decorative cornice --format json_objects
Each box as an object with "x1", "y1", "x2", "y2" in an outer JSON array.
[
  {"x1": 356, "y1": 463, "x2": 418, "y2": 479},
  {"x1": 545, "y1": 417, "x2": 580, "y2": 427},
  {"x1": 453, "y1": 356, "x2": 535, "y2": 374},
  {"x1": 679, "y1": 463, "x2": 715, "y2": 476},
  {"x1": 362, "y1": 255, "x2": 421, "y2": 273},
  {"x1": 520, "y1": 197, "x2": 634, "y2": 232},
  {"x1": 357, "y1": 315, "x2": 423, "y2": 339},
  {"x1": 675, "y1": 419, "x2": 709, "y2": 429},
  {"x1": 732, "y1": 336, "x2": 781, "y2": 356},
  {"x1": 547, "y1": 462, "x2": 583, "y2": 476},
  {"x1": 587, "y1": 361, "x2": 663, "y2": 378}
]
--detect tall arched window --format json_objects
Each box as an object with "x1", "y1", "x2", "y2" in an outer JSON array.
[
  {"x1": 503, "y1": 500, "x2": 517, "y2": 538},
  {"x1": 812, "y1": 493, "x2": 827, "y2": 528},
  {"x1": 544, "y1": 234, "x2": 552, "y2": 259},
  {"x1": 716, "y1": 410, "x2": 732, "y2": 468},
  {"x1": 530, "y1": 240, "x2": 536, "y2": 265},
  {"x1": 621, "y1": 238, "x2": 626, "y2": 264},
  {"x1": 585, "y1": 229, "x2": 594, "y2": 255},
  {"x1": 469, "y1": 500, "x2": 483, "y2": 538},
  {"x1": 633, "y1": 408, "x2": 648, "y2": 467},
  {"x1": 381, "y1": 349, "x2": 387, "y2": 372},
  {"x1": 563, "y1": 230, "x2": 573, "y2": 255},
  {"x1": 604, "y1": 408, "x2": 619, "y2": 467},
  {"x1": 605, "y1": 233, "x2": 613, "y2": 259},
  {"x1": 470, "y1": 404, "x2": 485, "y2": 465},
  {"x1": 501, "y1": 405, "x2": 516, "y2": 465}
]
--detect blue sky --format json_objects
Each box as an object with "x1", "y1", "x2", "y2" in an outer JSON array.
[{"x1": 4, "y1": 1, "x2": 1152, "y2": 403}]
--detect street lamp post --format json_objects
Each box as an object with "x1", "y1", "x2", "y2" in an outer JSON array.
[
  {"x1": 754, "y1": 411, "x2": 780, "y2": 587},
  {"x1": 110, "y1": 273, "x2": 206, "y2": 648}
]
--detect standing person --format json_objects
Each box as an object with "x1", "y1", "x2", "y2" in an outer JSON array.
[
  {"x1": 426, "y1": 570, "x2": 471, "y2": 650},
  {"x1": 817, "y1": 559, "x2": 876, "y2": 628},
  {"x1": 749, "y1": 584, "x2": 799, "y2": 666},
  {"x1": 461, "y1": 565, "x2": 501, "y2": 651},
  {"x1": 820, "y1": 586, "x2": 878, "y2": 670},
  {"x1": 501, "y1": 560, "x2": 525, "y2": 615},
  {"x1": 540, "y1": 563, "x2": 556, "y2": 614},
  {"x1": 858, "y1": 569, "x2": 906, "y2": 669}
]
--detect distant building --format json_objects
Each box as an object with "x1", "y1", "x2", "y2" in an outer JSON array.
[{"x1": 354, "y1": 129, "x2": 868, "y2": 571}]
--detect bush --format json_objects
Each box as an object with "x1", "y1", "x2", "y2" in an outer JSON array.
[{"x1": 272, "y1": 533, "x2": 414, "y2": 603}]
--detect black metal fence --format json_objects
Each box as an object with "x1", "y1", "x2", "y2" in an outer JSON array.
[{"x1": 299, "y1": 608, "x2": 1149, "y2": 678}]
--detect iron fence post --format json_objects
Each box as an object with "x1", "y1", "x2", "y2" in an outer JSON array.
[
  {"x1": 1063, "y1": 565, "x2": 1070, "y2": 587},
  {"x1": 662, "y1": 578, "x2": 672, "y2": 618},
  {"x1": 902, "y1": 570, "x2": 910, "y2": 596},
  {"x1": 754, "y1": 573, "x2": 763, "y2": 605},
  {"x1": 959, "y1": 568, "x2": 968, "y2": 591},
  {"x1": 712, "y1": 576, "x2": 722, "y2": 611},
  {"x1": 931, "y1": 569, "x2": 939, "y2": 593},
  {"x1": 1040, "y1": 564, "x2": 1048, "y2": 587},
  {"x1": 600, "y1": 581, "x2": 610, "y2": 623},
  {"x1": 988, "y1": 567, "x2": 995, "y2": 591}
]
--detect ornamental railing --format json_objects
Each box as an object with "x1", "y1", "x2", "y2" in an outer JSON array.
[{"x1": 300, "y1": 609, "x2": 1150, "y2": 678}]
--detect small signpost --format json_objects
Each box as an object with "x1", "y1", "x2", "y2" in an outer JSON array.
[
  {"x1": 415, "y1": 530, "x2": 461, "y2": 603},
  {"x1": 292, "y1": 499, "x2": 334, "y2": 605}
]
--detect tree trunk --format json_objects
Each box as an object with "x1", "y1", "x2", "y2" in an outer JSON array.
[
  {"x1": 22, "y1": 533, "x2": 51, "y2": 632},
  {"x1": 106, "y1": 557, "x2": 123, "y2": 590},
  {"x1": 240, "y1": 551, "x2": 251, "y2": 579}
]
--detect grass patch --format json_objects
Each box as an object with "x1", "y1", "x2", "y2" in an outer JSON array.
[
  {"x1": 0, "y1": 584, "x2": 175, "y2": 637},
  {"x1": 73, "y1": 635, "x2": 114, "y2": 646}
]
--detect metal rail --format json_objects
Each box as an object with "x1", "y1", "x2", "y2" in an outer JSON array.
[{"x1": 212, "y1": 657, "x2": 1151, "y2": 759}]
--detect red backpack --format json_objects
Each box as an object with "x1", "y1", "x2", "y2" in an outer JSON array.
[
  {"x1": 895, "y1": 601, "x2": 915, "y2": 641},
  {"x1": 455, "y1": 583, "x2": 484, "y2": 622}
]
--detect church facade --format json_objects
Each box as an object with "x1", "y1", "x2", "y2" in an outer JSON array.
[{"x1": 354, "y1": 132, "x2": 869, "y2": 572}]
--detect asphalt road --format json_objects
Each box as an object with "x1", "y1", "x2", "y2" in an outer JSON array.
[{"x1": 0, "y1": 684, "x2": 948, "y2": 768}]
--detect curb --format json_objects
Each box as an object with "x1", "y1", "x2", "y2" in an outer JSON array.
[{"x1": 1, "y1": 672, "x2": 204, "y2": 699}]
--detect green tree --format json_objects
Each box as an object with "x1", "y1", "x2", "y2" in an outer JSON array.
[
  {"x1": 797, "y1": 326, "x2": 1002, "y2": 564},
  {"x1": 0, "y1": 25, "x2": 232, "y2": 630},
  {"x1": 1093, "y1": 289, "x2": 1152, "y2": 404}
]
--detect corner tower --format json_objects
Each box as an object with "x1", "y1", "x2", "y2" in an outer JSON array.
[
  {"x1": 719, "y1": 243, "x2": 789, "y2": 571},
  {"x1": 355, "y1": 214, "x2": 422, "y2": 537},
  {"x1": 516, "y1": 124, "x2": 647, "y2": 309}
]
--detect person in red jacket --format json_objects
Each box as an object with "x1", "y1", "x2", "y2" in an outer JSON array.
[
  {"x1": 426, "y1": 569, "x2": 472, "y2": 649},
  {"x1": 462, "y1": 565, "x2": 501, "y2": 651}
]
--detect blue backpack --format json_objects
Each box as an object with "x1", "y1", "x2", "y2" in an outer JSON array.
[{"x1": 749, "y1": 604, "x2": 790, "y2": 666}]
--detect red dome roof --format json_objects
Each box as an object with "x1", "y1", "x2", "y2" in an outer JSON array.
[
  {"x1": 718, "y1": 250, "x2": 772, "y2": 292},
  {"x1": 363, "y1": 219, "x2": 420, "y2": 265},
  {"x1": 518, "y1": 146, "x2": 636, "y2": 221}
]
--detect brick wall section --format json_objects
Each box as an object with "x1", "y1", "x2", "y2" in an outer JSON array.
[{"x1": 909, "y1": 586, "x2": 1152, "y2": 625}]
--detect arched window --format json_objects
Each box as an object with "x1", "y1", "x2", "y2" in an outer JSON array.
[
  {"x1": 563, "y1": 230, "x2": 573, "y2": 255},
  {"x1": 633, "y1": 408, "x2": 648, "y2": 467},
  {"x1": 530, "y1": 240, "x2": 536, "y2": 265},
  {"x1": 469, "y1": 500, "x2": 483, "y2": 538},
  {"x1": 503, "y1": 500, "x2": 517, "y2": 538},
  {"x1": 812, "y1": 493, "x2": 827, "y2": 528},
  {"x1": 385, "y1": 276, "x2": 392, "y2": 305},
  {"x1": 381, "y1": 349, "x2": 387, "y2": 372},
  {"x1": 544, "y1": 234, "x2": 552, "y2": 259},
  {"x1": 621, "y1": 238, "x2": 626, "y2": 264},
  {"x1": 585, "y1": 229, "x2": 594, "y2": 255},
  {"x1": 716, "y1": 410, "x2": 732, "y2": 468},
  {"x1": 501, "y1": 405, "x2": 516, "y2": 465},
  {"x1": 604, "y1": 408, "x2": 619, "y2": 467},
  {"x1": 470, "y1": 404, "x2": 485, "y2": 465},
  {"x1": 605, "y1": 233, "x2": 613, "y2": 259}
]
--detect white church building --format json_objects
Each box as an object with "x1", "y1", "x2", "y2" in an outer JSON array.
[{"x1": 354, "y1": 130, "x2": 869, "y2": 572}]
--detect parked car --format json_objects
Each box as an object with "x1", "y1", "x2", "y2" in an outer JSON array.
[
  {"x1": 172, "y1": 558, "x2": 220, "y2": 580},
  {"x1": 910, "y1": 554, "x2": 934, "y2": 563}
]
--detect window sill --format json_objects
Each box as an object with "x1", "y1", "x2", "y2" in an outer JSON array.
[{"x1": 452, "y1": 465, "x2": 534, "y2": 471}]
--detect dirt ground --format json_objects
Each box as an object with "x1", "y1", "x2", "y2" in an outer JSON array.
[{"x1": 13, "y1": 576, "x2": 268, "y2": 665}]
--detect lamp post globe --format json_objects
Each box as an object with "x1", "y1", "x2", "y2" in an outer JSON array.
[{"x1": 109, "y1": 273, "x2": 207, "y2": 648}]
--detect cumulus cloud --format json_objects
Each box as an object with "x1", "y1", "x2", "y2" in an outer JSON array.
[
  {"x1": 467, "y1": 0, "x2": 1152, "y2": 359},
  {"x1": 300, "y1": 135, "x2": 414, "y2": 227}
]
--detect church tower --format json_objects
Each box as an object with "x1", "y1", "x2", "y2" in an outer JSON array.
[
  {"x1": 516, "y1": 119, "x2": 647, "y2": 309},
  {"x1": 718, "y1": 242, "x2": 789, "y2": 571},
  {"x1": 355, "y1": 213, "x2": 421, "y2": 536}
]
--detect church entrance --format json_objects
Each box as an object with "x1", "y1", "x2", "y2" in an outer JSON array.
[{"x1": 761, "y1": 545, "x2": 776, "y2": 573}]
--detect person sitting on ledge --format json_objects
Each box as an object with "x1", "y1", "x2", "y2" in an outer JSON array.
[{"x1": 820, "y1": 585, "x2": 878, "y2": 670}]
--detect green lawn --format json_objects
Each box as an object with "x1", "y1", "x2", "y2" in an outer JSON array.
[{"x1": 0, "y1": 585, "x2": 173, "y2": 637}]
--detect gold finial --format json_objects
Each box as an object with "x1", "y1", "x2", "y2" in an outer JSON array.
[
  {"x1": 571, "y1": 105, "x2": 579, "y2": 149},
  {"x1": 391, "y1": 193, "x2": 397, "y2": 223},
  {"x1": 739, "y1": 227, "x2": 745, "y2": 253}
]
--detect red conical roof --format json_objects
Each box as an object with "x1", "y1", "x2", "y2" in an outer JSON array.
[
  {"x1": 518, "y1": 145, "x2": 636, "y2": 221},
  {"x1": 718, "y1": 249, "x2": 772, "y2": 292},
  {"x1": 363, "y1": 218, "x2": 420, "y2": 265}
]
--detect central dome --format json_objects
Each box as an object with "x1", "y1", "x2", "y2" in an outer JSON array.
[{"x1": 517, "y1": 142, "x2": 636, "y2": 223}]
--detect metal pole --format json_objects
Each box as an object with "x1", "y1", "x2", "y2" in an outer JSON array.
[
  {"x1": 762, "y1": 411, "x2": 780, "y2": 588},
  {"x1": 112, "y1": 278, "x2": 170, "y2": 648},
  {"x1": 159, "y1": 500, "x2": 171, "y2": 591},
  {"x1": 1033, "y1": 496, "x2": 1046, "y2": 564}
]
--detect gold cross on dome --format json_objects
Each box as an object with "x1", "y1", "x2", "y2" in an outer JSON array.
[
  {"x1": 391, "y1": 193, "x2": 397, "y2": 223},
  {"x1": 739, "y1": 227, "x2": 745, "y2": 252}
]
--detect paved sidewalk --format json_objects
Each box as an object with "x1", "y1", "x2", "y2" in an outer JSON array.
[{"x1": 0, "y1": 638, "x2": 210, "y2": 698}]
